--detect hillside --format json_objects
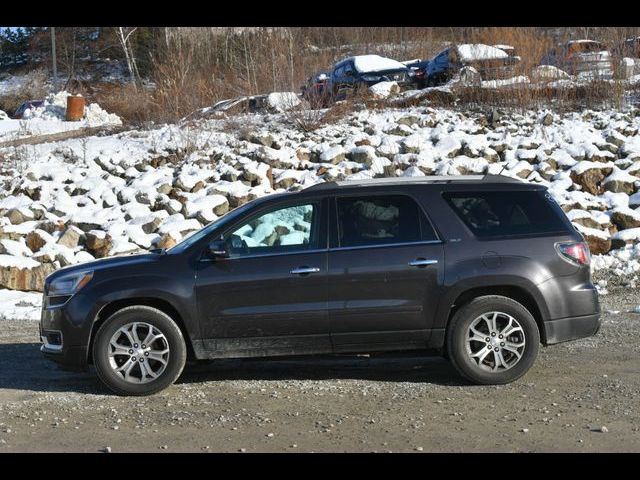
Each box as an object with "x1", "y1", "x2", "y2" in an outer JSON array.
[{"x1": 1, "y1": 97, "x2": 640, "y2": 315}]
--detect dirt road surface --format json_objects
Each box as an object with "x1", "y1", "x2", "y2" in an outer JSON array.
[{"x1": 1, "y1": 289, "x2": 639, "y2": 452}]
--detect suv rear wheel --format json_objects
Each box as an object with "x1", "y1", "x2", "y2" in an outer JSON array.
[
  {"x1": 446, "y1": 295, "x2": 540, "y2": 385},
  {"x1": 93, "y1": 306, "x2": 187, "y2": 396}
]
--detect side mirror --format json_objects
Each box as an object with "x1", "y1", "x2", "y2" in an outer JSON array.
[{"x1": 207, "y1": 239, "x2": 229, "y2": 259}]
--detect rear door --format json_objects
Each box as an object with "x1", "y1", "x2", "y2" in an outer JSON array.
[{"x1": 327, "y1": 193, "x2": 444, "y2": 352}]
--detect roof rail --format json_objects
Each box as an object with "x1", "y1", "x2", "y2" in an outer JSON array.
[{"x1": 304, "y1": 174, "x2": 521, "y2": 191}]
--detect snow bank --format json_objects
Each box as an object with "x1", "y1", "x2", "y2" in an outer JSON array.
[
  {"x1": 23, "y1": 91, "x2": 122, "y2": 126},
  {"x1": 530, "y1": 65, "x2": 571, "y2": 82},
  {"x1": 369, "y1": 81, "x2": 399, "y2": 98},
  {"x1": 266, "y1": 92, "x2": 301, "y2": 112},
  {"x1": 482, "y1": 76, "x2": 530, "y2": 89}
]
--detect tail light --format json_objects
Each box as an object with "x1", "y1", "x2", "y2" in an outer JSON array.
[{"x1": 556, "y1": 241, "x2": 590, "y2": 266}]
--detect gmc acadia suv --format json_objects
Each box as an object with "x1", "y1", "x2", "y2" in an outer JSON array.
[{"x1": 40, "y1": 175, "x2": 601, "y2": 395}]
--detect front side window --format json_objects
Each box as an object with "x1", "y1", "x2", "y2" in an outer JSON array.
[
  {"x1": 336, "y1": 195, "x2": 433, "y2": 248},
  {"x1": 226, "y1": 203, "x2": 319, "y2": 257}
]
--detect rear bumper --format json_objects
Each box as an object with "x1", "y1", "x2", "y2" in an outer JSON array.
[{"x1": 543, "y1": 312, "x2": 601, "y2": 345}]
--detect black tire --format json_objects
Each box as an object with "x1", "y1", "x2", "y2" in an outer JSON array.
[
  {"x1": 92, "y1": 306, "x2": 187, "y2": 396},
  {"x1": 446, "y1": 295, "x2": 540, "y2": 385}
]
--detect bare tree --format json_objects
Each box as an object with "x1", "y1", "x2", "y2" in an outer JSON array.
[{"x1": 116, "y1": 27, "x2": 141, "y2": 88}]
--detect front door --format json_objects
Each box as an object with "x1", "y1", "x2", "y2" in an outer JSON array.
[
  {"x1": 328, "y1": 193, "x2": 444, "y2": 352},
  {"x1": 195, "y1": 199, "x2": 330, "y2": 358}
]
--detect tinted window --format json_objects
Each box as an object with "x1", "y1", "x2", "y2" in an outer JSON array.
[
  {"x1": 444, "y1": 191, "x2": 569, "y2": 238},
  {"x1": 337, "y1": 195, "x2": 435, "y2": 248},
  {"x1": 226, "y1": 203, "x2": 319, "y2": 257}
]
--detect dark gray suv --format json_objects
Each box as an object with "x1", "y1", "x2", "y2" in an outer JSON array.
[{"x1": 40, "y1": 175, "x2": 600, "y2": 395}]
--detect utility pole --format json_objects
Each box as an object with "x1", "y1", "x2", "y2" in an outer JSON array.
[{"x1": 51, "y1": 27, "x2": 58, "y2": 91}]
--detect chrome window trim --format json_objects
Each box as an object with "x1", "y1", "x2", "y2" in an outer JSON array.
[
  {"x1": 203, "y1": 248, "x2": 329, "y2": 262},
  {"x1": 329, "y1": 239, "x2": 443, "y2": 252},
  {"x1": 202, "y1": 240, "x2": 444, "y2": 262}
]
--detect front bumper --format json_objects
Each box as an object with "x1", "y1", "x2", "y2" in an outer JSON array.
[
  {"x1": 543, "y1": 312, "x2": 601, "y2": 345},
  {"x1": 39, "y1": 292, "x2": 96, "y2": 370},
  {"x1": 40, "y1": 343, "x2": 89, "y2": 371}
]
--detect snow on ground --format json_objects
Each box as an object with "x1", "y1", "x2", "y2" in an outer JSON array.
[{"x1": 0, "y1": 289, "x2": 41, "y2": 320}]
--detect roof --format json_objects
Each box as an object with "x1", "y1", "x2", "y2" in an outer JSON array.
[
  {"x1": 304, "y1": 174, "x2": 525, "y2": 192},
  {"x1": 347, "y1": 55, "x2": 408, "y2": 73},
  {"x1": 456, "y1": 44, "x2": 509, "y2": 62}
]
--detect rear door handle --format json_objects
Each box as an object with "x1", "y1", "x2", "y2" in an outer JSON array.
[
  {"x1": 408, "y1": 258, "x2": 438, "y2": 267},
  {"x1": 290, "y1": 266, "x2": 321, "y2": 275}
]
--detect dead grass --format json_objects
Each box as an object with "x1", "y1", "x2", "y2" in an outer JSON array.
[{"x1": 79, "y1": 27, "x2": 640, "y2": 124}]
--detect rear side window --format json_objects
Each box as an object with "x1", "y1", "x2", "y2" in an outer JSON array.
[
  {"x1": 444, "y1": 190, "x2": 569, "y2": 238},
  {"x1": 337, "y1": 195, "x2": 436, "y2": 248}
]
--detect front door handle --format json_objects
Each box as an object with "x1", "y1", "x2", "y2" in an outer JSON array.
[
  {"x1": 408, "y1": 258, "x2": 438, "y2": 267},
  {"x1": 290, "y1": 266, "x2": 321, "y2": 275}
]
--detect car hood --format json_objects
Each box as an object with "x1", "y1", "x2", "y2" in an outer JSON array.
[
  {"x1": 363, "y1": 68, "x2": 408, "y2": 76},
  {"x1": 45, "y1": 252, "x2": 162, "y2": 283}
]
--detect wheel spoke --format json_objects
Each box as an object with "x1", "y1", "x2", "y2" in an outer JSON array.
[
  {"x1": 469, "y1": 333, "x2": 488, "y2": 344},
  {"x1": 472, "y1": 348, "x2": 491, "y2": 364},
  {"x1": 123, "y1": 362, "x2": 139, "y2": 383},
  {"x1": 109, "y1": 344, "x2": 131, "y2": 357},
  {"x1": 131, "y1": 323, "x2": 143, "y2": 345},
  {"x1": 140, "y1": 361, "x2": 158, "y2": 379},
  {"x1": 502, "y1": 321, "x2": 523, "y2": 337},
  {"x1": 493, "y1": 350, "x2": 506, "y2": 371},
  {"x1": 116, "y1": 357, "x2": 134, "y2": 373},
  {"x1": 503, "y1": 344, "x2": 522, "y2": 359},
  {"x1": 147, "y1": 352, "x2": 168, "y2": 365},
  {"x1": 121, "y1": 328, "x2": 135, "y2": 346},
  {"x1": 505, "y1": 340, "x2": 525, "y2": 349}
]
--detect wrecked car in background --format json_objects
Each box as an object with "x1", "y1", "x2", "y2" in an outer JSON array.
[
  {"x1": 613, "y1": 36, "x2": 640, "y2": 59},
  {"x1": 301, "y1": 71, "x2": 331, "y2": 106},
  {"x1": 327, "y1": 55, "x2": 415, "y2": 101},
  {"x1": 13, "y1": 100, "x2": 44, "y2": 119},
  {"x1": 424, "y1": 44, "x2": 520, "y2": 87},
  {"x1": 614, "y1": 37, "x2": 640, "y2": 79},
  {"x1": 540, "y1": 40, "x2": 614, "y2": 80},
  {"x1": 404, "y1": 58, "x2": 430, "y2": 89},
  {"x1": 494, "y1": 44, "x2": 520, "y2": 60}
]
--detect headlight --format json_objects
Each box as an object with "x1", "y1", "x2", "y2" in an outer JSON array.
[
  {"x1": 48, "y1": 271, "x2": 94, "y2": 296},
  {"x1": 361, "y1": 75, "x2": 381, "y2": 82}
]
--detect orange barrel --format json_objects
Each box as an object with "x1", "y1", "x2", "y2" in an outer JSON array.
[{"x1": 66, "y1": 95, "x2": 86, "y2": 121}]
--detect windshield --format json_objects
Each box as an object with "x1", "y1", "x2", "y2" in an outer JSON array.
[{"x1": 166, "y1": 201, "x2": 258, "y2": 254}]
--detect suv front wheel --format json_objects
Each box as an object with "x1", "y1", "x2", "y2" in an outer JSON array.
[
  {"x1": 93, "y1": 306, "x2": 187, "y2": 396},
  {"x1": 447, "y1": 295, "x2": 540, "y2": 385}
]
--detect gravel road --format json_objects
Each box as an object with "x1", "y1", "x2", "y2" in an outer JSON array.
[{"x1": 1, "y1": 289, "x2": 639, "y2": 452}]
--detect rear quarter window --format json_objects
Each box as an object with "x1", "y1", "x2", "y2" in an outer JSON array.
[{"x1": 444, "y1": 190, "x2": 570, "y2": 238}]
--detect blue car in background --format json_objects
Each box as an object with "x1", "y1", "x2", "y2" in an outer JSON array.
[
  {"x1": 327, "y1": 55, "x2": 415, "y2": 101},
  {"x1": 13, "y1": 100, "x2": 44, "y2": 119},
  {"x1": 407, "y1": 44, "x2": 520, "y2": 88}
]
